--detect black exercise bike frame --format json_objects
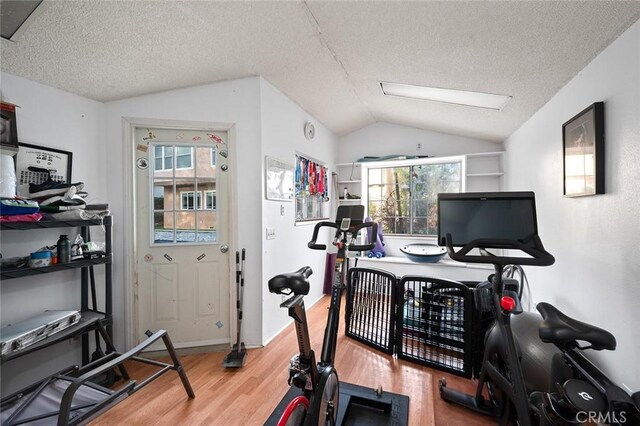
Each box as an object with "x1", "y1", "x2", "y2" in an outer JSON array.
[
  {"x1": 440, "y1": 234, "x2": 555, "y2": 426},
  {"x1": 536, "y1": 318, "x2": 640, "y2": 424},
  {"x1": 280, "y1": 220, "x2": 376, "y2": 423},
  {"x1": 441, "y1": 234, "x2": 640, "y2": 425}
]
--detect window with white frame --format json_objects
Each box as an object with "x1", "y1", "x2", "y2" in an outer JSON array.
[
  {"x1": 181, "y1": 191, "x2": 202, "y2": 210},
  {"x1": 175, "y1": 146, "x2": 193, "y2": 169},
  {"x1": 154, "y1": 146, "x2": 173, "y2": 171},
  {"x1": 295, "y1": 154, "x2": 329, "y2": 222},
  {"x1": 205, "y1": 190, "x2": 216, "y2": 210},
  {"x1": 211, "y1": 147, "x2": 216, "y2": 167},
  {"x1": 154, "y1": 146, "x2": 193, "y2": 170},
  {"x1": 364, "y1": 157, "x2": 463, "y2": 235}
]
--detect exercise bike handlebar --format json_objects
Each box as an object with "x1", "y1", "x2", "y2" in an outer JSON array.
[
  {"x1": 444, "y1": 233, "x2": 555, "y2": 267},
  {"x1": 307, "y1": 221, "x2": 378, "y2": 252},
  {"x1": 348, "y1": 222, "x2": 378, "y2": 252},
  {"x1": 308, "y1": 221, "x2": 339, "y2": 250}
]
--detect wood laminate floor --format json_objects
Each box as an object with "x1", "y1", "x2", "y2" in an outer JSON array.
[{"x1": 92, "y1": 296, "x2": 494, "y2": 425}]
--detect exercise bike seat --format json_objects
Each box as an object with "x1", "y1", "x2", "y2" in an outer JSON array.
[
  {"x1": 537, "y1": 302, "x2": 616, "y2": 351},
  {"x1": 268, "y1": 267, "x2": 312, "y2": 296}
]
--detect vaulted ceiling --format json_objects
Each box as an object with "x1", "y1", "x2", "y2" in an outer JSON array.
[{"x1": 2, "y1": 1, "x2": 639, "y2": 142}]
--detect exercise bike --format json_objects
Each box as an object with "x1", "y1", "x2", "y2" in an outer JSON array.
[
  {"x1": 436, "y1": 191, "x2": 640, "y2": 425},
  {"x1": 267, "y1": 206, "x2": 377, "y2": 426}
]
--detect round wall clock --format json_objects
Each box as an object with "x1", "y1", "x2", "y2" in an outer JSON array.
[{"x1": 304, "y1": 122, "x2": 315, "y2": 140}]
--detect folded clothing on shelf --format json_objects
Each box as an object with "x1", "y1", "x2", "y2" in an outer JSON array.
[
  {"x1": 42, "y1": 207, "x2": 110, "y2": 222},
  {"x1": 0, "y1": 198, "x2": 39, "y2": 216},
  {"x1": 37, "y1": 185, "x2": 87, "y2": 210},
  {"x1": 29, "y1": 179, "x2": 84, "y2": 199}
]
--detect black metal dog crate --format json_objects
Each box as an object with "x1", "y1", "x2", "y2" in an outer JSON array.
[
  {"x1": 345, "y1": 267, "x2": 397, "y2": 355},
  {"x1": 398, "y1": 276, "x2": 473, "y2": 377},
  {"x1": 345, "y1": 268, "x2": 475, "y2": 378}
]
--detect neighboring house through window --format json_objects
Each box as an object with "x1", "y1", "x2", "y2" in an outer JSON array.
[
  {"x1": 155, "y1": 146, "x2": 193, "y2": 171},
  {"x1": 181, "y1": 191, "x2": 202, "y2": 210},
  {"x1": 205, "y1": 190, "x2": 216, "y2": 210}
]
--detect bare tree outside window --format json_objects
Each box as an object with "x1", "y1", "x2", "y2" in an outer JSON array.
[{"x1": 367, "y1": 161, "x2": 461, "y2": 235}]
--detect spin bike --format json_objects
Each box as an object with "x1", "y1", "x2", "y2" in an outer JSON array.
[
  {"x1": 267, "y1": 208, "x2": 377, "y2": 426},
  {"x1": 436, "y1": 191, "x2": 640, "y2": 425}
]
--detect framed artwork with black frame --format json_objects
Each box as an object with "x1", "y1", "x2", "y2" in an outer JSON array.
[
  {"x1": 562, "y1": 102, "x2": 604, "y2": 197},
  {"x1": 14, "y1": 143, "x2": 73, "y2": 195},
  {"x1": 0, "y1": 102, "x2": 19, "y2": 153}
]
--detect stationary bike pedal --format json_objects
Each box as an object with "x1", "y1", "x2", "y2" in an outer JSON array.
[{"x1": 289, "y1": 372, "x2": 307, "y2": 389}]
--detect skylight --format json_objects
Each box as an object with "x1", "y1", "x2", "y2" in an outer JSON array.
[{"x1": 380, "y1": 81, "x2": 512, "y2": 111}]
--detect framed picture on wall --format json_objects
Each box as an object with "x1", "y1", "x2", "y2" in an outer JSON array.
[
  {"x1": 15, "y1": 143, "x2": 73, "y2": 196},
  {"x1": 562, "y1": 102, "x2": 604, "y2": 197},
  {"x1": 265, "y1": 156, "x2": 294, "y2": 201},
  {"x1": 0, "y1": 102, "x2": 19, "y2": 153}
]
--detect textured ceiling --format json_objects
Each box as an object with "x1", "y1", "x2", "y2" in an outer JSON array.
[{"x1": 1, "y1": 1, "x2": 639, "y2": 142}]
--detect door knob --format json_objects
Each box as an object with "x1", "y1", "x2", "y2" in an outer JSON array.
[{"x1": 220, "y1": 245, "x2": 229, "y2": 253}]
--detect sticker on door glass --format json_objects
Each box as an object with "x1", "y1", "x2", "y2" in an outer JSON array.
[{"x1": 136, "y1": 158, "x2": 149, "y2": 169}]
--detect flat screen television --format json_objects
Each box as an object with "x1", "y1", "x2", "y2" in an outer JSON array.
[{"x1": 437, "y1": 192, "x2": 538, "y2": 249}]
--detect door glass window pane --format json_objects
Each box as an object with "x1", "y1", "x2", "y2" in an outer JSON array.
[
  {"x1": 150, "y1": 143, "x2": 220, "y2": 245},
  {"x1": 153, "y1": 212, "x2": 175, "y2": 244},
  {"x1": 197, "y1": 211, "x2": 217, "y2": 242},
  {"x1": 175, "y1": 212, "x2": 196, "y2": 242},
  {"x1": 153, "y1": 180, "x2": 172, "y2": 210},
  {"x1": 176, "y1": 147, "x2": 193, "y2": 169},
  {"x1": 154, "y1": 145, "x2": 174, "y2": 174}
]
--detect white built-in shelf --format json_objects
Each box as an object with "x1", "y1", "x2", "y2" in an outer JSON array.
[
  {"x1": 466, "y1": 172, "x2": 504, "y2": 177},
  {"x1": 336, "y1": 163, "x2": 362, "y2": 202},
  {"x1": 465, "y1": 152, "x2": 505, "y2": 192},
  {"x1": 466, "y1": 151, "x2": 505, "y2": 158}
]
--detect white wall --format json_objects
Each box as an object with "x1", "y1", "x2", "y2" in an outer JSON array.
[
  {"x1": 338, "y1": 122, "x2": 501, "y2": 163},
  {"x1": 0, "y1": 73, "x2": 335, "y2": 385},
  {"x1": 259, "y1": 78, "x2": 339, "y2": 342},
  {"x1": 104, "y1": 78, "x2": 264, "y2": 349},
  {"x1": 504, "y1": 20, "x2": 640, "y2": 391},
  {"x1": 0, "y1": 72, "x2": 107, "y2": 395}
]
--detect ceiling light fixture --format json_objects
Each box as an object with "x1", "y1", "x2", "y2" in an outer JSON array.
[{"x1": 380, "y1": 81, "x2": 512, "y2": 111}]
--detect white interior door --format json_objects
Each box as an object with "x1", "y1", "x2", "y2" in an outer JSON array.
[{"x1": 134, "y1": 126, "x2": 231, "y2": 349}]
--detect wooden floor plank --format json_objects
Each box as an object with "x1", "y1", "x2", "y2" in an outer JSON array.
[{"x1": 91, "y1": 295, "x2": 494, "y2": 425}]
